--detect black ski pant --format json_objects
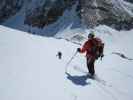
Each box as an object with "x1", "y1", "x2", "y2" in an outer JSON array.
[{"x1": 86, "y1": 57, "x2": 95, "y2": 76}]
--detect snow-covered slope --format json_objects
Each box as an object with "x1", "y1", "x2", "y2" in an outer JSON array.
[{"x1": 0, "y1": 25, "x2": 133, "y2": 100}]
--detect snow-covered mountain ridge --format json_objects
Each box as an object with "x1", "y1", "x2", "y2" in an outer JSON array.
[{"x1": 1, "y1": 0, "x2": 133, "y2": 36}]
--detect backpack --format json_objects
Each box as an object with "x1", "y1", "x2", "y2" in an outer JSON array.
[{"x1": 90, "y1": 38, "x2": 104, "y2": 59}]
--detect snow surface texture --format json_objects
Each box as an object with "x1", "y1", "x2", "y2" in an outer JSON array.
[{"x1": 0, "y1": 25, "x2": 133, "y2": 100}]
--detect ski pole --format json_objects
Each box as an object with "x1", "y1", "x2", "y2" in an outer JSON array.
[{"x1": 65, "y1": 51, "x2": 78, "y2": 72}]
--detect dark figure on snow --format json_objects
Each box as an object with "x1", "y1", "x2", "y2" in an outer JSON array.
[
  {"x1": 77, "y1": 32, "x2": 104, "y2": 76},
  {"x1": 56, "y1": 51, "x2": 62, "y2": 59}
]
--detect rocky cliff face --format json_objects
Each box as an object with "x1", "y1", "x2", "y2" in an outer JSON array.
[
  {"x1": 23, "y1": 0, "x2": 133, "y2": 30},
  {"x1": 0, "y1": 0, "x2": 23, "y2": 23},
  {"x1": 1, "y1": 0, "x2": 133, "y2": 30},
  {"x1": 125, "y1": 0, "x2": 133, "y2": 3},
  {"x1": 79, "y1": 0, "x2": 133, "y2": 30},
  {"x1": 24, "y1": 0, "x2": 77, "y2": 28}
]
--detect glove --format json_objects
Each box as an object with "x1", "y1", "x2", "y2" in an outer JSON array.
[{"x1": 77, "y1": 48, "x2": 81, "y2": 52}]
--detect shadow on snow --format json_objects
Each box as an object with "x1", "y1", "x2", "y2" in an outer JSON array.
[{"x1": 66, "y1": 72, "x2": 91, "y2": 86}]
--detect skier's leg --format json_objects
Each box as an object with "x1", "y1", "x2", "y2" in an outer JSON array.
[
  {"x1": 87, "y1": 58, "x2": 95, "y2": 76},
  {"x1": 86, "y1": 58, "x2": 91, "y2": 74},
  {"x1": 91, "y1": 60, "x2": 95, "y2": 76},
  {"x1": 90, "y1": 59, "x2": 95, "y2": 76}
]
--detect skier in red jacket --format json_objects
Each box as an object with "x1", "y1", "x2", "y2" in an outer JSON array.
[{"x1": 77, "y1": 32, "x2": 104, "y2": 76}]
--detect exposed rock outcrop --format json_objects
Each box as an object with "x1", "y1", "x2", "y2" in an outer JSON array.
[
  {"x1": 0, "y1": 0, "x2": 23, "y2": 23},
  {"x1": 125, "y1": 0, "x2": 133, "y2": 3},
  {"x1": 1, "y1": 0, "x2": 133, "y2": 31},
  {"x1": 24, "y1": 0, "x2": 133, "y2": 30},
  {"x1": 24, "y1": 0, "x2": 77, "y2": 28},
  {"x1": 78, "y1": 0, "x2": 133, "y2": 30}
]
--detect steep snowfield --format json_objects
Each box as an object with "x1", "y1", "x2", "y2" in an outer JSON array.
[{"x1": 0, "y1": 25, "x2": 133, "y2": 100}]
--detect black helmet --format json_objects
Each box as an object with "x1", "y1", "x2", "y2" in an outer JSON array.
[{"x1": 88, "y1": 32, "x2": 95, "y2": 38}]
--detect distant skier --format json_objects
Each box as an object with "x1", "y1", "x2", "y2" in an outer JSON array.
[
  {"x1": 77, "y1": 32, "x2": 104, "y2": 76},
  {"x1": 56, "y1": 51, "x2": 62, "y2": 59}
]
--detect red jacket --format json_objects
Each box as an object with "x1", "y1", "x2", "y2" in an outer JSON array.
[{"x1": 79, "y1": 37, "x2": 102, "y2": 59}]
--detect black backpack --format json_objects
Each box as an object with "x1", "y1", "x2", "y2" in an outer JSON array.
[{"x1": 90, "y1": 38, "x2": 104, "y2": 59}]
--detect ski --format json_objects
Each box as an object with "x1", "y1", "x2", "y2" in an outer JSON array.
[
  {"x1": 73, "y1": 66, "x2": 120, "y2": 100},
  {"x1": 73, "y1": 66, "x2": 110, "y2": 86}
]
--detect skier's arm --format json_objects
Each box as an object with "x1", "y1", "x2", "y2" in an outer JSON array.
[{"x1": 79, "y1": 41, "x2": 89, "y2": 53}]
